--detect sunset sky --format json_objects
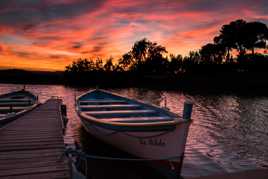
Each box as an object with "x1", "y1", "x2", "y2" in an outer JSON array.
[{"x1": 0, "y1": 0, "x2": 267, "y2": 71}]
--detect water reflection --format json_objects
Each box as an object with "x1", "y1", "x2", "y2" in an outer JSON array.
[{"x1": 0, "y1": 84, "x2": 268, "y2": 177}]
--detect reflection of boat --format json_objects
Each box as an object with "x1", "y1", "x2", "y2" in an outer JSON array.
[
  {"x1": 0, "y1": 89, "x2": 38, "y2": 126},
  {"x1": 76, "y1": 89, "x2": 192, "y2": 175}
]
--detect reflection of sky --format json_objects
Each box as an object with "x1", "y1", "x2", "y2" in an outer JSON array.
[{"x1": 0, "y1": 0, "x2": 268, "y2": 70}]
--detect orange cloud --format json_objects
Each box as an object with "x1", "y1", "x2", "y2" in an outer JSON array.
[{"x1": 0, "y1": 0, "x2": 267, "y2": 71}]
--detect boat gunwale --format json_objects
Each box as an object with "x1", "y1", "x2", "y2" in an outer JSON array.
[
  {"x1": 76, "y1": 89, "x2": 189, "y2": 128},
  {"x1": 0, "y1": 89, "x2": 36, "y2": 99},
  {"x1": 0, "y1": 89, "x2": 39, "y2": 128}
]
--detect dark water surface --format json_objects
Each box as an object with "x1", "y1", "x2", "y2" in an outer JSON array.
[{"x1": 0, "y1": 84, "x2": 268, "y2": 177}]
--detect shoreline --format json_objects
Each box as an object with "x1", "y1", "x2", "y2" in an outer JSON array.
[{"x1": 1, "y1": 69, "x2": 268, "y2": 96}]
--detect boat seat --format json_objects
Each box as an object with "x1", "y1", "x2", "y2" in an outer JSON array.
[
  {"x1": 0, "y1": 102, "x2": 33, "y2": 107},
  {"x1": 0, "y1": 106, "x2": 27, "y2": 113},
  {"x1": 80, "y1": 104, "x2": 139, "y2": 108},
  {"x1": 101, "y1": 116, "x2": 174, "y2": 123},
  {"x1": 79, "y1": 100, "x2": 128, "y2": 106},
  {"x1": 0, "y1": 106, "x2": 28, "y2": 110},
  {"x1": 80, "y1": 104, "x2": 141, "y2": 111},
  {"x1": 84, "y1": 109, "x2": 158, "y2": 118},
  {"x1": 0, "y1": 99, "x2": 32, "y2": 103},
  {"x1": 10, "y1": 95, "x2": 27, "y2": 99}
]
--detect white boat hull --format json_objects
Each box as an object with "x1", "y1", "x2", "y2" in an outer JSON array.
[{"x1": 80, "y1": 117, "x2": 190, "y2": 161}]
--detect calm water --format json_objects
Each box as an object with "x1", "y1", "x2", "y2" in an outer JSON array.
[{"x1": 1, "y1": 84, "x2": 268, "y2": 177}]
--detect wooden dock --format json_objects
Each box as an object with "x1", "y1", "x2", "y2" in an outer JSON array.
[{"x1": 0, "y1": 99, "x2": 70, "y2": 179}]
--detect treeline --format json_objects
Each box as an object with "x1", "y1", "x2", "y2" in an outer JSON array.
[
  {"x1": 63, "y1": 19, "x2": 268, "y2": 92},
  {"x1": 0, "y1": 69, "x2": 63, "y2": 84}
]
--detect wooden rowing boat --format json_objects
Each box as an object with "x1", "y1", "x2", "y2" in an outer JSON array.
[
  {"x1": 76, "y1": 89, "x2": 192, "y2": 175},
  {"x1": 0, "y1": 89, "x2": 38, "y2": 126}
]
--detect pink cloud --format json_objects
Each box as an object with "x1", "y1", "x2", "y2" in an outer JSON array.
[{"x1": 0, "y1": 0, "x2": 267, "y2": 70}]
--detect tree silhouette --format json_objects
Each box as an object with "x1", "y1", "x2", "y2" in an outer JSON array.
[
  {"x1": 168, "y1": 54, "x2": 183, "y2": 75},
  {"x1": 103, "y1": 58, "x2": 115, "y2": 72},
  {"x1": 200, "y1": 43, "x2": 225, "y2": 64},
  {"x1": 242, "y1": 21, "x2": 268, "y2": 54},
  {"x1": 147, "y1": 42, "x2": 167, "y2": 60},
  {"x1": 131, "y1": 39, "x2": 168, "y2": 74},
  {"x1": 214, "y1": 19, "x2": 268, "y2": 57},
  {"x1": 131, "y1": 38, "x2": 150, "y2": 64},
  {"x1": 64, "y1": 19, "x2": 268, "y2": 87},
  {"x1": 118, "y1": 52, "x2": 133, "y2": 71},
  {"x1": 65, "y1": 58, "x2": 95, "y2": 73},
  {"x1": 187, "y1": 51, "x2": 202, "y2": 64},
  {"x1": 214, "y1": 20, "x2": 247, "y2": 58},
  {"x1": 95, "y1": 58, "x2": 104, "y2": 71}
]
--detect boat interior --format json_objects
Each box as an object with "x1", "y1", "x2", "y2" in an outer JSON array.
[
  {"x1": 78, "y1": 90, "x2": 176, "y2": 124},
  {"x1": 0, "y1": 91, "x2": 36, "y2": 118}
]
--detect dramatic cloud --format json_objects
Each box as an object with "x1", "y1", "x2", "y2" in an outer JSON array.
[
  {"x1": 0, "y1": 45, "x2": 3, "y2": 54},
  {"x1": 0, "y1": 0, "x2": 105, "y2": 27},
  {"x1": 0, "y1": 0, "x2": 267, "y2": 70},
  {"x1": 72, "y1": 41, "x2": 84, "y2": 49}
]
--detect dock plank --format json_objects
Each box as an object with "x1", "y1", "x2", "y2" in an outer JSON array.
[{"x1": 0, "y1": 99, "x2": 70, "y2": 179}]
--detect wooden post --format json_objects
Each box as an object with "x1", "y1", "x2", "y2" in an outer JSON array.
[
  {"x1": 177, "y1": 153, "x2": 185, "y2": 179},
  {"x1": 61, "y1": 104, "x2": 67, "y2": 117},
  {"x1": 60, "y1": 105, "x2": 68, "y2": 132},
  {"x1": 182, "y1": 101, "x2": 193, "y2": 121},
  {"x1": 84, "y1": 158, "x2": 88, "y2": 178}
]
